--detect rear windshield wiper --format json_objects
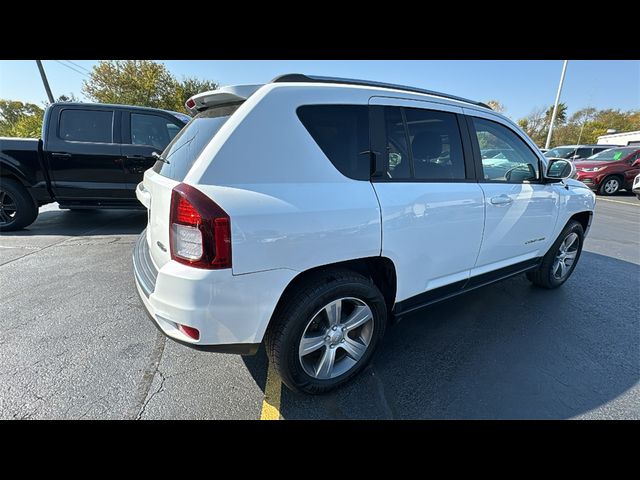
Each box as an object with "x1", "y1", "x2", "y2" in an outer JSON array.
[{"x1": 152, "y1": 151, "x2": 170, "y2": 164}]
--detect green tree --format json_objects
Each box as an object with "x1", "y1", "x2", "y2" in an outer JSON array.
[
  {"x1": 176, "y1": 77, "x2": 219, "y2": 108},
  {"x1": 82, "y1": 60, "x2": 217, "y2": 113},
  {"x1": 544, "y1": 102, "x2": 567, "y2": 126},
  {"x1": 0, "y1": 100, "x2": 45, "y2": 138}
]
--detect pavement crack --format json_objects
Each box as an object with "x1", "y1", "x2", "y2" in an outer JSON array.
[
  {"x1": 137, "y1": 369, "x2": 166, "y2": 420},
  {"x1": 128, "y1": 330, "x2": 166, "y2": 420}
]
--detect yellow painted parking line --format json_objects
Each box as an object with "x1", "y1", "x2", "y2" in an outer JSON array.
[
  {"x1": 597, "y1": 198, "x2": 639, "y2": 207},
  {"x1": 260, "y1": 360, "x2": 282, "y2": 420}
]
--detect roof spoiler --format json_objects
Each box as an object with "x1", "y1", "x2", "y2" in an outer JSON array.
[{"x1": 185, "y1": 84, "x2": 263, "y2": 115}]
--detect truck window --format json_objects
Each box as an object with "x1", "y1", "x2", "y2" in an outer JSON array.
[
  {"x1": 59, "y1": 109, "x2": 113, "y2": 143},
  {"x1": 131, "y1": 113, "x2": 182, "y2": 150}
]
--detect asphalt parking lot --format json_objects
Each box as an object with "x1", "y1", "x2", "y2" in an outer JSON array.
[{"x1": 1, "y1": 194, "x2": 638, "y2": 420}]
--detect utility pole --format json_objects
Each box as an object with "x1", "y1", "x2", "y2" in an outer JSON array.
[
  {"x1": 35, "y1": 60, "x2": 55, "y2": 104},
  {"x1": 545, "y1": 60, "x2": 568, "y2": 150}
]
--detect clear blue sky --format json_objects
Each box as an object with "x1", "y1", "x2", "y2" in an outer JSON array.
[{"x1": 1, "y1": 60, "x2": 638, "y2": 120}]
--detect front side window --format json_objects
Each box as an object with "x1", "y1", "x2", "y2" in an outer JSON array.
[
  {"x1": 297, "y1": 105, "x2": 370, "y2": 180},
  {"x1": 59, "y1": 109, "x2": 113, "y2": 143},
  {"x1": 473, "y1": 117, "x2": 539, "y2": 183},
  {"x1": 131, "y1": 113, "x2": 183, "y2": 150}
]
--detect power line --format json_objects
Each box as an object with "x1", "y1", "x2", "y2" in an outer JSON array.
[
  {"x1": 65, "y1": 60, "x2": 91, "y2": 74},
  {"x1": 53, "y1": 60, "x2": 87, "y2": 76}
]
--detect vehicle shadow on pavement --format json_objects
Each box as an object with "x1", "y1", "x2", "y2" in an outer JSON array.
[
  {"x1": 243, "y1": 251, "x2": 639, "y2": 419},
  {"x1": 1, "y1": 209, "x2": 147, "y2": 237}
]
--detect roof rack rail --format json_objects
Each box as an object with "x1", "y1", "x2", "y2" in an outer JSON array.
[{"x1": 271, "y1": 73, "x2": 491, "y2": 109}]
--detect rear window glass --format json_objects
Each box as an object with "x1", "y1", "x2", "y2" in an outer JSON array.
[
  {"x1": 297, "y1": 105, "x2": 370, "y2": 180},
  {"x1": 153, "y1": 103, "x2": 241, "y2": 181},
  {"x1": 59, "y1": 109, "x2": 113, "y2": 143}
]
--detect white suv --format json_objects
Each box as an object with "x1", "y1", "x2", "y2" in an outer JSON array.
[{"x1": 133, "y1": 74, "x2": 595, "y2": 393}]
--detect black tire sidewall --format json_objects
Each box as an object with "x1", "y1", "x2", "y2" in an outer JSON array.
[
  {"x1": 279, "y1": 279, "x2": 386, "y2": 394},
  {"x1": 0, "y1": 179, "x2": 37, "y2": 231},
  {"x1": 544, "y1": 222, "x2": 584, "y2": 288}
]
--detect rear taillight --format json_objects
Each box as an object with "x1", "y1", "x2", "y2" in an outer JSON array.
[
  {"x1": 169, "y1": 183, "x2": 231, "y2": 269},
  {"x1": 185, "y1": 98, "x2": 196, "y2": 109},
  {"x1": 178, "y1": 324, "x2": 200, "y2": 340}
]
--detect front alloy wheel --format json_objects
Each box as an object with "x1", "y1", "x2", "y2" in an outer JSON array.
[
  {"x1": 600, "y1": 177, "x2": 620, "y2": 195},
  {"x1": 552, "y1": 232, "x2": 579, "y2": 281}
]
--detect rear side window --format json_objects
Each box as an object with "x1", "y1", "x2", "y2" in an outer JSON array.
[
  {"x1": 153, "y1": 103, "x2": 241, "y2": 181},
  {"x1": 59, "y1": 109, "x2": 113, "y2": 143},
  {"x1": 131, "y1": 113, "x2": 183, "y2": 150},
  {"x1": 297, "y1": 105, "x2": 370, "y2": 180},
  {"x1": 575, "y1": 147, "x2": 592, "y2": 158}
]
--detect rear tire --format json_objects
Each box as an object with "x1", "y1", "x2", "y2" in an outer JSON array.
[
  {"x1": 526, "y1": 220, "x2": 584, "y2": 289},
  {"x1": 0, "y1": 178, "x2": 38, "y2": 232},
  {"x1": 598, "y1": 176, "x2": 621, "y2": 195},
  {"x1": 265, "y1": 269, "x2": 387, "y2": 394}
]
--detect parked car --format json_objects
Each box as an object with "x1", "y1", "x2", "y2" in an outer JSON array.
[
  {"x1": 132, "y1": 74, "x2": 595, "y2": 394},
  {"x1": 574, "y1": 146, "x2": 640, "y2": 195},
  {"x1": 544, "y1": 144, "x2": 619, "y2": 161},
  {"x1": 633, "y1": 173, "x2": 640, "y2": 200},
  {"x1": 0, "y1": 102, "x2": 189, "y2": 231}
]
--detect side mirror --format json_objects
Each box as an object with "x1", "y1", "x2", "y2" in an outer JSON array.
[{"x1": 546, "y1": 158, "x2": 575, "y2": 180}]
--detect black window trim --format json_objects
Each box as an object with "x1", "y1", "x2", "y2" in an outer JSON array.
[
  {"x1": 57, "y1": 107, "x2": 115, "y2": 144},
  {"x1": 371, "y1": 105, "x2": 477, "y2": 184},
  {"x1": 465, "y1": 114, "x2": 544, "y2": 185}
]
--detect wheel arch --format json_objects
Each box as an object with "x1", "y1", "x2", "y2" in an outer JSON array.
[{"x1": 267, "y1": 256, "x2": 398, "y2": 333}]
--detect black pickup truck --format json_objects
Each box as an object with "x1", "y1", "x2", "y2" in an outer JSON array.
[{"x1": 0, "y1": 102, "x2": 189, "y2": 231}]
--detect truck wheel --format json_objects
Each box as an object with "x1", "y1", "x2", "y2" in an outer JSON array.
[
  {"x1": 266, "y1": 269, "x2": 387, "y2": 394},
  {"x1": 598, "y1": 176, "x2": 621, "y2": 195},
  {"x1": 0, "y1": 178, "x2": 38, "y2": 232},
  {"x1": 526, "y1": 220, "x2": 584, "y2": 289}
]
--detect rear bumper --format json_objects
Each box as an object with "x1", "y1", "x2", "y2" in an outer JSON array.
[{"x1": 132, "y1": 230, "x2": 296, "y2": 354}]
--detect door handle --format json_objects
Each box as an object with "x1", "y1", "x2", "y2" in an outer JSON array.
[
  {"x1": 50, "y1": 152, "x2": 71, "y2": 158},
  {"x1": 490, "y1": 195, "x2": 513, "y2": 206}
]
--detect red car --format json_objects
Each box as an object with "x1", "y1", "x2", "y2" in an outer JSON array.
[{"x1": 574, "y1": 146, "x2": 640, "y2": 195}]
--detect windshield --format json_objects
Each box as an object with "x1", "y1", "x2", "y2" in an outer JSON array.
[
  {"x1": 586, "y1": 147, "x2": 636, "y2": 162},
  {"x1": 544, "y1": 147, "x2": 576, "y2": 158},
  {"x1": 153, "y1": 103, "x2": 242, "y2": 181}
]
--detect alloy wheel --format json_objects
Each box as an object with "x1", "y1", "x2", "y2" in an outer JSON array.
[
  {"x1": 552, "y1": 232, "x2": 579, "y2": 280},
  {"x1": 603, "y1": 178, "x2": 619, "y2": 194},
  {"x1": 0, "y1": 190, "x2": 17, "y2": 226},
  {"x1": 298, "y1": 297, "x2": 374, "y2": 380}
]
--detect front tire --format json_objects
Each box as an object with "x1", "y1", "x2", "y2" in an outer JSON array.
[
  {"x1": 598, "y1": 176, "x2": 621, "y2": 195},
  {"x1": 0, "y1": 178, "x2": 38, "y2": 232},
  {"x1": 265, "y1": 269, "x2": 387, "y2": 394},
  {"x1": 526, "y1": 220, "x2": 584, "y2": 289}
]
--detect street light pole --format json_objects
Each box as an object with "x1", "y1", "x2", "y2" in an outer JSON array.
[
  {"x1": 545, "y1": 60, "x2": 568, "y2": 150},
  {"x1": 35, "y1": 60, "x2": 55, "y2": 104}
]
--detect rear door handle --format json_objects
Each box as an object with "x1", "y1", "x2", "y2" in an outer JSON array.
[
  {"x1": 490, "y1": 195, "x2": 513, "y2": 206},
  {"x1": 50, "y1": 152, "x2": 71, "y2": 158}
]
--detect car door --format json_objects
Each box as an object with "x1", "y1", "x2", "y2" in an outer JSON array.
[
  {"x1": 45, "y1": 107, "x2": 128, "y2": 201},
  {"x1": 120, "y1": 111, "x2": 185, "y2": 198},
  {"x1": 369, "y1": 97, "x2": 485, "y2": 313},
  {"x1": 464, "y1": 109, "x2": 560, "y2": 278}
]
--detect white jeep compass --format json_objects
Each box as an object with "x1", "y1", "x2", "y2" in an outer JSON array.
[{"x1": 133, "y1": 74, "x2": 595, "y2": 394}]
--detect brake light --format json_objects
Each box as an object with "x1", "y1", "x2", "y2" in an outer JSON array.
[
  {"x1": 185, "y1": 98, "x2": 196, "y2": 109},
  {"x1": 169, "y1": 183, "x2": 231, "y2": 269}
]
